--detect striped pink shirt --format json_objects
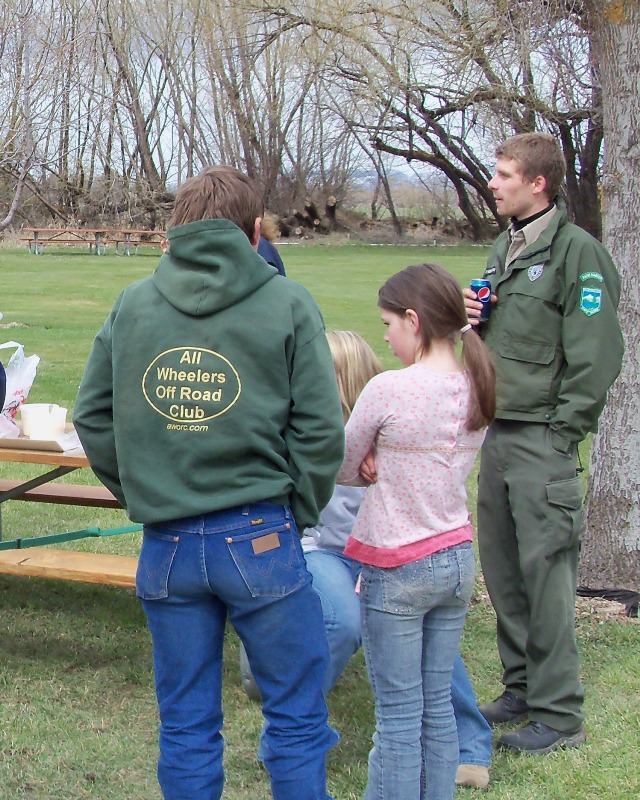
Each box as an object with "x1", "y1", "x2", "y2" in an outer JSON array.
[{"x1": 338, "y1": 363, "x2": 485, "y2": 567}]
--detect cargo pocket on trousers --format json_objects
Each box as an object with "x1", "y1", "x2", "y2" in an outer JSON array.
[
  {"x1": 226, "y1": 523, "x2": 307, "y2": 598},
  {"x1": 136, "y1": 529, "x2": 180, "y2": 600},
  {"x1": 545, "y1": 476, "x2": 584, "y2": 559}
]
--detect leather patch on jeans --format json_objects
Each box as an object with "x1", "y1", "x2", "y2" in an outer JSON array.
[{"x1": 252, "y1": 532, "x2": 280, "y2": 554}]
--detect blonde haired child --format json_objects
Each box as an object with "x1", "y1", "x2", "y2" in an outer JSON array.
[
  {"x1": 243, "y1": 330, "x2": 382, "y2": 704},
  {"x1": 326, "y1": 330, "x2": 384, "y2": 421},
  {"x1": 300, "y1": 331, "x2": 383, "y2": 690}
]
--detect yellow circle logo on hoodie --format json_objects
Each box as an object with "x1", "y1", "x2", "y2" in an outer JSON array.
[{"x1": 142, "y1": 347, "x2": 241, "y2": 422}]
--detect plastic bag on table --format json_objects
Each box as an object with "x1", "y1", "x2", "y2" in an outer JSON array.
[
  {"x1": 0, "y1": 412, "x2": 18, "y2": 438},
  {"x1": 0, "y1": 341, "x2": 40, "y2": 435}
]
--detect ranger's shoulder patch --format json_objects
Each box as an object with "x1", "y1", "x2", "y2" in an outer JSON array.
[
  {"x1": 580, "y1": 271, "x2": 603, "y2": 283},
  {"x1": 580, "y1": 286, "x2": 602, "y2": 316}
]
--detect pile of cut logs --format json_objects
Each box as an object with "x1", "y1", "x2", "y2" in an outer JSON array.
[{"x1": 277, "y1": 196, "x2": 339, "y2": 237}]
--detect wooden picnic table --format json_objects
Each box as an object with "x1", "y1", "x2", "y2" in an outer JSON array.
[
  {"x1": 20, "y1": 227, "x2": 166, "y2": 256},
  {"x1": 0, "y1": 443, "x2": 139, "y2": 587}
]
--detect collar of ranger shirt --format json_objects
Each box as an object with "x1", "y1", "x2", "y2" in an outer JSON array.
[
  {"x1": 508, "y1": 203, "x2": 559, "y2": 251},
  {"x1": 511, "y1": 202, "x2": 555, "y2": 232},
  {"x1": 504, "y1": 203, "x2": 559, "y2": 268}
]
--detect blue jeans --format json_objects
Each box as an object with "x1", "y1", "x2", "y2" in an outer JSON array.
[
  {"x1": 136, "y1": 503, "x2": 337, "y2": 800},
  {"x1": 304, "y1": 553, "x2": 491, "y2": 765},
  {"x1": 452, "y1": 653, "x2": 492, "y2": 767},
  {"x1": 304, "y1": 549, "x2": 362, "y2": 693},
  {"x1": 360, "y1": 543, "x2": 475, "y2": 800}
]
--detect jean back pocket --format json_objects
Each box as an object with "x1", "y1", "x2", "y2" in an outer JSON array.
[
  {"x1": 136, "y1": 529, "x2": 180, "y2": 600},
  {"x1": 226, "y1": 521, "x2": 307, "y2": 598}
]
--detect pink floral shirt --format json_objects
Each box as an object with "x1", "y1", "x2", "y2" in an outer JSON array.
[{"x1": 338, "y1": 364, "x2": 486, "y2": 567}]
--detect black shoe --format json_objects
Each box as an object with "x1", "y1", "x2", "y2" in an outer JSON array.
[
  {"x1": 498, "y1": 721, "x2": 586, "y2": 754},
  {"x1": 478, "y1": 690, "x2": 529, "y2": 726}
]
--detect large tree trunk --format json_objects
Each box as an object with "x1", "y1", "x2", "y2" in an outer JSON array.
[{"x1": 580, "y1": 2, "x2": 640, "y2": 588}]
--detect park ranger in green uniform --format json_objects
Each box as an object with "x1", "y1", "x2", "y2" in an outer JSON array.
[{"x1": 464, "y1": 132, "x2": 624, "y2": 754}]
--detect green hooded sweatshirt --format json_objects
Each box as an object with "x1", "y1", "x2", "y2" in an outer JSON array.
[{"x1": 73, "y1": 219, "x2": 344, "y2": 528}]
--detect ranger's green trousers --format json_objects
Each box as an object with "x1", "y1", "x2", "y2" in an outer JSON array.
[{"x1": 477, "y1": 420, "x2": 585, "y2": 732}]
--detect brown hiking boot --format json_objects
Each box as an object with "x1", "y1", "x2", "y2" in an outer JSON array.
[{"x1": 455, "y1": 764, "x2": 490, "y2": 789}]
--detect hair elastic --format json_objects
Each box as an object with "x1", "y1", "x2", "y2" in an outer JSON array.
[{"x1": 460, "y1": 323, "x2": 473, "y2": 334}]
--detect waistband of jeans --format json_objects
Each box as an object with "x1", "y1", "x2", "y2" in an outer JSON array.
[{"x1": 146, "y1": 502, "x2": 290, "y2": 535}]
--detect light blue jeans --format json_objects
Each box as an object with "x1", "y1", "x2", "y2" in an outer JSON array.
[
  {"x1": 137, "y1": 503, "x2": 337, "y2": 800},
  {"x1": 303, "y1": 549, "x2": 362, "y2": 692},
  {"x1": 360, "y1": 543, "x2": 476, "y2": 800},
  {"x1": 452, "y1": 652, "x2": 493, "y2": 767},
  {"x1": 256, "y1": 549, "x2": 360, "y2": 762}
]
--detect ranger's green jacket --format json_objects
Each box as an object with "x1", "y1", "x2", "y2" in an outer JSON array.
[{"x1": 481, "y1": 202, "x2": 624, "y2": 452}]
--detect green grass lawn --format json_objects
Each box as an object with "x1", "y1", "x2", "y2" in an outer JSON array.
[{"x1": 0, "y1": 243, "x2": 637, "y2": 800}]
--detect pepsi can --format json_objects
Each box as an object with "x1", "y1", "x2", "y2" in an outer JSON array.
[{"x1": 470, "y1": 278, "x2": 492, "y2": 322}]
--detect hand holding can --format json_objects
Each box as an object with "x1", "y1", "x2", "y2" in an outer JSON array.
[{"x1": 469, "y1": 279, "x2": 492, "y2": 322}]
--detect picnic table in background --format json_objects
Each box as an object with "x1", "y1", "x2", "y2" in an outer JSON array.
[{"x1": 20, "y1": 227, "x2": 166, "y2": 256}]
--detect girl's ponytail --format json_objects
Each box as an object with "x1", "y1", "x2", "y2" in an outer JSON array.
[
  {"x1": 460, "y1": 327, "x2": 496, "y2": 431},
  {"x1": 378, "y1": 263, "x2": 496, "y2": 431}
]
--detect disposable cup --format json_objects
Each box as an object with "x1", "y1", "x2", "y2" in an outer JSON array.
[{"x1": 20, "y1": 403, "x2": 68, "y2": 439}]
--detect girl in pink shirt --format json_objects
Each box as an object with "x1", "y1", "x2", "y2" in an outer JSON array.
[{"x1": 338, "y1": 263, "x2": 495, "y2": 800}]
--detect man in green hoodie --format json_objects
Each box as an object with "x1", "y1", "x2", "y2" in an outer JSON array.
[
  {"x1": 464, "y1": 133, "x2": 623, "y2": 755},
  {"x1": 74, "y1": 166, "x2": 345, "y2": 800}
]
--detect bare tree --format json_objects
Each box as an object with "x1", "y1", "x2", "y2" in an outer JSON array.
[
  {"x1": 95, "y1": 1, "x2": 165, "y2": 193},
  {"x1": 254, "y1": 0, "x2": 603, "y2": 239},
  {"x1": 0, "y1": 0, "x2": 607, "y2": 239},
  {"x1": 196, "y1": 5, "x2": 356, "y2": 212},
  {"x1": 581, "y1": 0, "x2": 640, "y2": 589},
  {"x1": 2, "y1": 0, "x2": 128, "y2": 225},
  {"x1": 1, "y1": 1, "x2": 37, "y2": 230}
]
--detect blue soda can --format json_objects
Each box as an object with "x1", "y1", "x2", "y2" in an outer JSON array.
[{"x1": 469, "y1": 278, "x2": 492, "y2": 322}]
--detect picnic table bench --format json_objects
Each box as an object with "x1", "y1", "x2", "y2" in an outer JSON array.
[
  {"x1": 0, "y1": 478, "x2": 120, "y2": 508},
  {"x1": 20, "y1": 227, "x2": 166, "y2": 256},
  {"x1": 0, "y1": 548, "x2": 137, "y2": 587}
]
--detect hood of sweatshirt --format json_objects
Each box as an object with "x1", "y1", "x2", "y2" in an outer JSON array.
[{"x1": 153, "y1": 219, "x2": 278, "y2": 316}]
